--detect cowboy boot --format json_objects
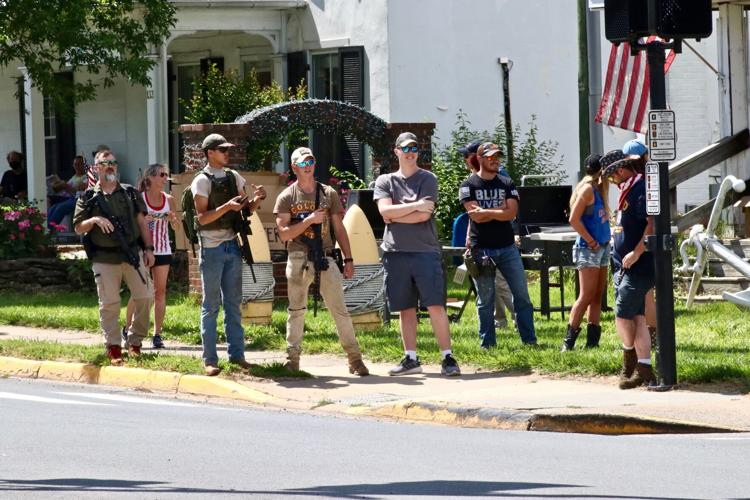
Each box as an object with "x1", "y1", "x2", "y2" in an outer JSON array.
[
  {"x1": 620, "y1": 362, "x2": 655, "y2": 390},
  {"x1": 618, "y1": 349, "x2": 639, "y2": 389},
  {"x1": 560, "y1": 325, "x2": 581, "y2": 352},
  {"x1": 585, "y1": 323, "x2": 601, "y2": 348}
]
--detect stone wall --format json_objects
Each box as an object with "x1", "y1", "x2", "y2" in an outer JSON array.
[{"x1": 0, "y1": 258, "x2": 91, "y2": 292}]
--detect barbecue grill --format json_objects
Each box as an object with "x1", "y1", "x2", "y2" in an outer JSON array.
[{"x1": 517, "y1": 185, "x2": 576, "y2": 319}]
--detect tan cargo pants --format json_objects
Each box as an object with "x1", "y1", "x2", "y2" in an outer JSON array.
[
  {"x1": 92, "y1": 255, "x2": 153, "y2": 347},
  {"x1": 285, "y1": 251, "x2": 362, "y2": 361}
]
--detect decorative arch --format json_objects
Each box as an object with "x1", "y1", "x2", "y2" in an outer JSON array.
[{"x1": 234, "y1": 99, "x2": 394, "y2": 170}]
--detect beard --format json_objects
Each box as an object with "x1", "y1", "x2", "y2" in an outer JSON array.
[{"x1": 103, "y1": 171, "x2": 119, "y2": 183}]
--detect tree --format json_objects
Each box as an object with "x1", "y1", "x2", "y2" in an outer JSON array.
[{"x1": 0, "y1": 0, "x2": 177, "y2": 116}]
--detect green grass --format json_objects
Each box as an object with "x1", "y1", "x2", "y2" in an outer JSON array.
[
  {"x1": 2, "y1": 272, "x2": 750, "y2": 386},
  {"x1": 0, "y1": 338, "x2": 310, "y2": 379}
]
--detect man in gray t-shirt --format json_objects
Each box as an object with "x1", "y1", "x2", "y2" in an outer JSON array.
[{"x1": 373, "y1": 132, "x2": 460, "y2": 377}]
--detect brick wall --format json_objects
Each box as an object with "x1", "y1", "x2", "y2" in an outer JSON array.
[{"x1": 373, "y1": 122, "x2": 436, "y2": 174}]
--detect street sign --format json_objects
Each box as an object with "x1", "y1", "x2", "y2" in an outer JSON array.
[
  {"x1": 648, "y1": 110, "x2": 676, "y2": 161},
  {"x1": 645, "y1": 161, "x2": 661, "y2": 215}
]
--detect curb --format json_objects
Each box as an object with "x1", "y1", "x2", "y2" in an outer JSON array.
[
  {"x1": 0, "y1": 356, "x2": 277, "y2": 406},
  {"x1": 365, "y1": 401, "x2": 744, "y2": 435}
]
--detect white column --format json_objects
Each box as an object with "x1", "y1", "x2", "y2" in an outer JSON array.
[
  {"x1": 145, "y1": 54, "x2": 160, "y2": 165},
  {"x1": 159, "y1": 43, "x2": 170, "y2": 164},
  {"x1": 19, "y1": 68, "x2": 47, "y2": 212}
]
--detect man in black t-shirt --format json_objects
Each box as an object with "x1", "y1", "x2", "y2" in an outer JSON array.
[
  {"x1": 459, "y1": 142, "x2": 537, "y2": 348},
  {"x1": 601, "y1": 150, "x2": 655, "y2": 389},
  {"x1": 0, "y1": 151, "x2": 27, "y2": 202}
]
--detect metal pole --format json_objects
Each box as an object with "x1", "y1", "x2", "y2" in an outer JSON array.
[
  {"x1": 646, "y1": 40, "x2": 677, "y2": 389},
  {"x1": 499, "y1": 58, "x2": 515, "y2": 177},
  {"x1": 577, "y1": 0, "x2": 591, "y2": 177}
]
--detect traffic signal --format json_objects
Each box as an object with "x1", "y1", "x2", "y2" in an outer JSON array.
[{"x1": 604, "y1": 0, "x2": 713, "y2": 44}]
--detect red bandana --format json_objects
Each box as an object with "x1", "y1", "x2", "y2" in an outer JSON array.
[{"x1": 617, "y1": 173, "x2": 642, "y2": 210}]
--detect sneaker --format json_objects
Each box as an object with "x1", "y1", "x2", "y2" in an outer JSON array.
[
  {"x1": 348, "y1": 359, "x2": 370, "y2": 376},
  {"x1": 388, "y1": 356, "x2": 422, "y2": 376},
  {"x1": 441, "y1": 354, "x2": 461, "y2": 377},
  {"x1": 106, "y1": 345, "x2": 124, "y2": 366},
  {"x1": 127, "y1": 345, "x2": 141, "y2": 357},
  {"x1": 152, "y1": 334, "x2": 164, "y2": 349},
  {"x1": 204, "y1": 364, "x2": 221, "y2": 376}
]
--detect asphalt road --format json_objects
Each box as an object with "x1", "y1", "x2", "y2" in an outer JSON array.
[{"x1": 1, "y1": 377, "x2": 749, "y2": 499}]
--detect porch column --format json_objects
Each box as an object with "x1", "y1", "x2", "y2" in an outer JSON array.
[
  {"x1": 146, "y1": 46, "x2": 169, "y2": 165},
  {"x1": 718, "y1": 4, "x2": 749, "y2": 174},
  {"x1": 19, "y1": 68, "x2": 46, "y2": 211}
]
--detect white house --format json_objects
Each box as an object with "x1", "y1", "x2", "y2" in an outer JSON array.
[{"x1": 0, "y1": 0, "x2": 742, "y2": 216}]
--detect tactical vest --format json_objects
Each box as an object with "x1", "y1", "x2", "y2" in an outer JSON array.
[{"x1": 198, "y1": 170, "x2": 240, "y2": 231}]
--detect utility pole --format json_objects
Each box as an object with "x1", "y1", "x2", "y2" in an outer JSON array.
[{"x1": 498, "y1": 58, "x2": 514, "y2": 176}]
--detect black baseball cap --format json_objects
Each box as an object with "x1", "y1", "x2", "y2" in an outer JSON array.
[{"x1": 457, "y1": 140, "x2": 483, "y2": 157}]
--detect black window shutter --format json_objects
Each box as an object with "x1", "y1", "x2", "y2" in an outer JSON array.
[
  {"x1": 286, "y1": 51, "x2": 308, "y2": 94},
  {"x1": 200, "y1": 57, "x2": 224, "y2": 76},
  {"x1": 338, "y1": 46, "x2": 365, "y2": 178}
]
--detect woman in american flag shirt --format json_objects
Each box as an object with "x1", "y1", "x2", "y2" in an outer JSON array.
[{"x1": 124, "y1": 163, "x2": 179, "y2": 349}]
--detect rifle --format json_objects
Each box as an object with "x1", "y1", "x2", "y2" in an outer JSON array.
[
  {"x1": 234, "y1": 202, "x2": 257, "y2": 283},
  {"x1": 84, "y1": 190, "x2": 147, "y2": 284},
  {"x1": 300, "y1": 183, "x2": 328, "y2": 317}
]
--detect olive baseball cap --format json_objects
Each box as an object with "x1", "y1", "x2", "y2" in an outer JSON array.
[{"x1": 201, "y1": 134, "x2": 234, "y2": 150}]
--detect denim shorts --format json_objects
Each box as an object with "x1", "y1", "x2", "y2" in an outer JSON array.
[
  {"x1": 613, "y1": 270, "x2": 655, "y2": 319},
  {"x1": 382, "y1": 252, "x2": 446, "y2": 312},
  {"x1": 572, "y1": 244, "x2": 610, "y2": 269}
]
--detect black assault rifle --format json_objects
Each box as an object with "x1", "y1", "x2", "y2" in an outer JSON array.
[
  {"x1": 83, "y1": 190, "x2": 147, "y2": 284},
  {"x1": 299, "y1": 183, "x2": 328, "y2": 317},
  {"x1": 234, "y1": 201, "x2": 257, "y2": 283}
]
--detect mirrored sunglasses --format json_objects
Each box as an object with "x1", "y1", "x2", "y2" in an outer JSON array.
[
  {"x1": 400, "y1": 146, "x2": 418, "y2": 153},
  {"x1": 295, "y1": 159, "x2": 315, "y2": 168},
  {"x1": 97, "y1": 160, "x2": 118, "y2": 167}
]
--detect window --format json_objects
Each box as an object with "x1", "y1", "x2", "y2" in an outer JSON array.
[{"x1": 243, "y1": 59, "x2": 273, "y2": 87}]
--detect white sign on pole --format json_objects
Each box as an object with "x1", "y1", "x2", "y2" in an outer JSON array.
[
  {"x1": 648, "y1": 110, "x2": 676, "y2": 161},
  {"x1": 645, "y1": 161, "x2": 660, "y2": 215}
]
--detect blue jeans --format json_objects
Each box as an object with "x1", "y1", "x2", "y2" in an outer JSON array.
[
  {"x1": 199, "y1": 240, "x2": 245, "y2": 366},
  {"x1": 47, "y1": 197, "x2": 76, "y2": 227},
  {"x1": 473, "y1": 245, "x2": 537, "y2": 346}
]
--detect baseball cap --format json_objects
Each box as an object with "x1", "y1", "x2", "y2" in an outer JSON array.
[
  {"x1": 202, "y1": 134, "x2": 234, "y2": 150},
  {"x1": 457, "y1": 140, "x2": 483, "y2": 157},
  {"x1": 291, "y1": 147, "x2": 314, "y2": 166},
  {"x1": 395, "y1": 132, "x2": 418, "y2": 148},
  {"x1": 477, "y1": 142, "x2": 501, "y2": 157},
  {"x1": 623, "y1": 139, "x2": 648, "y2": 157}
]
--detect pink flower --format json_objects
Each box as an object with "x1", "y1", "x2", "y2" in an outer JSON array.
[
  {"x1": 25, "y1": 207, "x2": 37, "y2": 215},
  {"x1": 33, "y1": 224, "x2": 42, "y2": 231},
  {"x1": 329, "y1": 176, "x2": 339, "y2": 185},
  {"x1": 57, "y1": 223, "x2": 67, "y2": 231},
  {"x1": 18, "y1": 220, "x2": 31, "y2": 230},
  {"x1": 4, "y1": 211, "x2": 21, "y2": 221}
]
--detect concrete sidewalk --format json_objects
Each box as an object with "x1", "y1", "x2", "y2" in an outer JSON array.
[{"x1": 1, "y1": 324, "x2": 748, "y2": 434}]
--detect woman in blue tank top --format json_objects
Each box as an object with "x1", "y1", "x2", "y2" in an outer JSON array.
[{"x1": 561, "y1": 154, "x2": 611, "y2": 352}]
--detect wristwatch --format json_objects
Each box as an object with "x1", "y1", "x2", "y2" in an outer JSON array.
[
  {"x1": 344, "y1": 257, "x2": 354, "y2": 263},
  {"x1": 145, "y1": 245, "x2": 155, "y2": 251}
]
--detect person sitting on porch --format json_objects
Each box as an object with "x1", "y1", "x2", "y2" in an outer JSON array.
[
  {"x1": 0, "y1": 151, "x2": 27, "y2": 203},
  {"x1": 47, "y1": 156, "x2": 88, "y2": 228}
]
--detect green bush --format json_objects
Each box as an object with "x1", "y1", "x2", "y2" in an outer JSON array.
[
  {"x1": 432, "y1": 111, "x2": 566, "y2": 239},
  {"x1": 181, "y1": 65, "x2": 307, "y2": 170}
]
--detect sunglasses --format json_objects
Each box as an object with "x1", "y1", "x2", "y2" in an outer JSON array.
[
  {"x1": 97, "y1": 160, "x2": 118, "y2": 167},
  {"x1": 486, "y1": 153, "x2": 503, "y2": 161},
  {"x1": 153, "y1": 172, "x2": 169, "y2": 178},
  {"x1": 213, "y1": 146, "x2": 230, "y2": 153},
  {"x1": 295, "y1": 159, "x2": 315, "y2": 168},
  {"x1": 400, "y1": 146, "x2": 418, "y2": 153}
]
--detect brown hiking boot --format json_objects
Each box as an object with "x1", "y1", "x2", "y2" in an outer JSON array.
[
  {"x1": 348, "y1": 359, "x2": 370, "y2": 376},
  {"x1": 618, "y1": 348, "x2": 638, "y2": 388},
  {"x1": 284, "y1": 359, "x2": 300, "y2": 372},
  {"x1": 204, "y1": 364, "x2": 221, "y2": 376},
  {"x1": 127, "y1": 345, "x2": 141, "y2": 357},
  {"x1": 229, "y1": 358, "x2": 258, "y2": 370},
  {"x1": 107, "y1": 345, "x2": 124, "y2": 366},
  {"x1": 620, "y1": 362, "x2": 655, "y2": 390}
]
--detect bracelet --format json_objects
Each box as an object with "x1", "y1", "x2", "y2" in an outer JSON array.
[
  {"x1": 344, "y1": 258, "x2": 354, "y2": 263},
  {"x1": 145, "y1": 245, "x2": 155, "y2": 251}
]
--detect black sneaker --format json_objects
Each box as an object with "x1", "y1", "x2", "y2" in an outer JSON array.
[
  {"x1": 388, "y1": 356, "x2": 422, "y2": 376},
  {"x1": 152, "y1": 334, "x2": 164, "y2": 349},
  {"x1": 441, "y1": 354, "x2": 461, "y2": 377}
]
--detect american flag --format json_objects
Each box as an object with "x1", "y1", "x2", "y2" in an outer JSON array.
[
  {"x1": 84, "y1": 154, "x2": 97, "y2": 188},
  {"x1": 595, "y1": 37, "x2": 676, "y2": 134}
]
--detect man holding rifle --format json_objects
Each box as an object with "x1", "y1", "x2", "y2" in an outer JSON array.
[
  {"x1": 74, "y1": 149, "x2": 154, "y2": 366},
  {"x1": 191, "y1": 134, "x2": 266, "y2": 376},
  {"x1": 274, "y1": 147, "x2": 369, "y2": 376}
]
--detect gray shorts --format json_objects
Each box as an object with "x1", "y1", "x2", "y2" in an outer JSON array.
[
  {"x1": 382, "y1": 252, "x2": 446, "y2": 312},
  {"x1": 573, "y1": 244, "x2": 610, "y2": 269},
  {"x1": 613, "y1": 270, "x2": 654, "y2": 319}
]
